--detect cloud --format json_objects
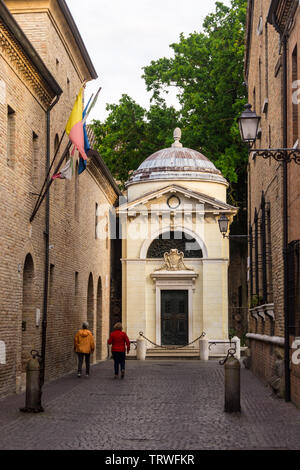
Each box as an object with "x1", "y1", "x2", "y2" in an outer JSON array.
[{"x1": 67, "y1": 0, "x2": 232, "y2": 121}]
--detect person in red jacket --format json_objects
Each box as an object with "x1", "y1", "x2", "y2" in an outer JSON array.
[{"x1": 108, "y1": 322, "x2": 130, "y2": 379}]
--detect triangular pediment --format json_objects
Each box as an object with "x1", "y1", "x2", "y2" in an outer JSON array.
[{"x1": 118, "y1": 184, "x2": 237, "y2": 214}]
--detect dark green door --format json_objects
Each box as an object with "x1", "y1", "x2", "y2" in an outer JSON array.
[{"x1": 161, "y1": 290, "x2": 188, "y2": 346}]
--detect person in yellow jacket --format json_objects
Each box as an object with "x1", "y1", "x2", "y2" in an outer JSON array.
[{"x1": 74, "y1": 322, "x2": 95, "y2": 378}]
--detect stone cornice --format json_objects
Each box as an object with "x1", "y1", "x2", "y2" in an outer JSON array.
[
  {"x1": 86, "y1": 153, "x2": 120, "y2": 205},
  {"x1": 0, "y1": 18, "x2": 56, "y2": 107},
  {"x1": 6, "y1": 0, "x2": 97, "y2": 82}
]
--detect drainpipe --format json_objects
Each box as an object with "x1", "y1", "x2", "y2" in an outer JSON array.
[
  {"x1": 40, "y1": 94, "x2": 61, "y2": 402},
  {"x1": 282, "y1": 35, "x2": 291, "y2": 402}
]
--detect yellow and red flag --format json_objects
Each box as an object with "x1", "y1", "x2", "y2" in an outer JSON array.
[{"x1": 66, "y1": 87, "x2": 88, "y2": 160}]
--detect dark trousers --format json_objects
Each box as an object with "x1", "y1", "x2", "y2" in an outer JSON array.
[
  {"x1": 77, "y1": 353, "x2": 90, "y2": 375},
  {"x1": 112, "y1": 351, "x2": 125, "y2": 375}
]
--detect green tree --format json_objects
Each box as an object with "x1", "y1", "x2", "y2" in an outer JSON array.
[
  {"x1": 92, "y1": 0, "x2": 248, "y2": 233},
  {"x1": 91, "y1": 94, "x2": 147, "y2": 184},
  {"x1": 142, "y1": 0, "x2": 248, "y2": 229},
  {"x1": 91, "y1": 95, "x2": 179, "y2": 186}
]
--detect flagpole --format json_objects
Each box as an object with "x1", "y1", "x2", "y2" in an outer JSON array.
[
  {"x1": 30, "y1": 141, "x2": 72, "y2": 223},
  {"x1": 30, "y1": 86, "x2": 101, "y2": 223},
  {"x1": 32, "y1": 130, "x2": 66, "y2": 215}
]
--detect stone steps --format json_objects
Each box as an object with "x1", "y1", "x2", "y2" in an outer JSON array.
[
  {"x1": 127, "y1": 346, "x2": 248, "y2": 360},
  {"x1": 146, "y1": 348, "x2": 202, "y2": 360}
]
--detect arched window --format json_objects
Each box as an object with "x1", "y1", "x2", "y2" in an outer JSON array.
[
  {"x1": 54, "y1": 134, "x2": 59, "y2": 154},
  {"x1": 147, "y1": 231, "x2": 203, "y2": 259},
  {"x1": 96, "y1": 277, "x2": 102, "y2": 360},
  {"x1": 22, "y1": 254, "x2": 35, "y2": 374},
  {"x1": 87, "y1": 273, "x2": 94, "y2": 333}
]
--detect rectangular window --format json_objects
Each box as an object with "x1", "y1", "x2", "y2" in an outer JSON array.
[
  {"x1": 292, "y1": 45, "x2": 298, "y2": 145},
  {"x1": 260, "y1": 192, "x2": 267, "y2": 304},
  {"x1": 253, "y1": 88, "x2": 256, "y2": 112},
  {"x1": 75, "y1": 271, "x2": 79, "y2": 298},
  {"x1": 95, "y1": 203, "x2": 98, "y2": 239},
  {"x1": 266, "y1": 203, "x2": 273, "y2": 303},
  {"x1": 50, "y1": 264, "x2": 55, "y2": 298},
  {"x1": 254, "y1": 208, "x2": 259, "y2": 299},
  {"x1": 265, "y1": 23, "x2": 269, "y2": 99},
  {"x1": 259, "y1": 58, "x2": 262, "y2": 114},
  {"x1": 7, "y1": 105, "x2": 15, "y2": 168},
  {"x1": 249, "y1": 224, "x2": 254, "y2": 301},
  {"x1": 32, "y1": 132, "x2": 39, "y2": 186}
]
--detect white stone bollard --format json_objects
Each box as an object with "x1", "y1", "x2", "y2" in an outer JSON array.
[
  {"x1": 199, "y1": 338, "x2": 209, "y2": 361},
  {"x1": 232, "y1": 336, "x2": 241, "y2": 360},
  {"x1": 136, "y1": 336, "x2": 146, "y2": 360}
]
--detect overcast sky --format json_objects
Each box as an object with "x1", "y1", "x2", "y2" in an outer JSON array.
[{"x1": 67, "y1": 0, "x2": 232, "y2": 122}]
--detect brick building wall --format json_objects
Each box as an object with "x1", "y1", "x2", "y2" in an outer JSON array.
[
  {"x1": 246, "y1": 0, "x2": 285, "y2": 390},
  {"x1": 285, "y1": 3, "x2": 300, "y2": 409},
  {"x1": 245, "y1": 0, "x2": 300, "y2": 408},
  {"x1": 0, "y1": 0, "x2": 120, "y2": 398}
]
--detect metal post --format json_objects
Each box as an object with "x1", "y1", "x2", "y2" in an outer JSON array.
[
  {"x1": 221, "y1": 349, "x2": 241, "y2": 413},
  {"x1": 20, "y1": 351, "x2": 43, "y2": 413},
  {"x1": 39, "y1": 95, "x2": 61, "y2": 410}
]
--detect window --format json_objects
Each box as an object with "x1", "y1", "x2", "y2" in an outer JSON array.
[
  {"x1": 259, "y1": 58, "x2": 262, "y2": 115},
  {"x1": 7, "y1": 105, "x2": 15, "y2": 167},
  {"x1": 292, "y1": 45, "x2": 298, "y2": 146},
  {"x1": 288, "y1": 240, "x2": 300, "y2": 336},
  {"x1": 147, "y1": 231, "x2": 203, "y2": 259},
  {"x1": 54, "y1": 134, "x2": 59, "y2": 154},
  {"x1": 265, "y1": 23, "x2": 269, "y2": 100},
  {"x1": 50, "y1": 264, "x2": 55, "y2": 298},
  {"x1": 75, "y1": 272, "x2": 79, "y2": 298},
  {"x1": 32, "y1": 132, "x2": 39, "y2": 186},
  {"x1": 249, "y1": 193, "x2": 273, "y2": 307},
  {"x1": 95, "y1": 203, "x2": 98, "y2": 239}
]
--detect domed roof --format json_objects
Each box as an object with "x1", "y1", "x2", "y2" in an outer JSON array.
[{"x1": 126, "y1": 128, "x2": 227, "y2": 187}]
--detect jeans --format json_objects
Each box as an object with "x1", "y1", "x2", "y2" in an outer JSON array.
[
  {"x1": 77, "y1": 353, "x2": 90, "y2": 375},
  {"x1": 112, "y1": 351, "x2": 125, "y2": 375}
]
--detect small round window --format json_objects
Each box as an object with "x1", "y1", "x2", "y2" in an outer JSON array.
[{"x1": 167, "y1": 195, "x2": 180, "y2": 209}]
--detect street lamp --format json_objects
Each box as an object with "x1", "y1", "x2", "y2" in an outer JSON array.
[
  {"x1": 238, "y1": 102, "x2": 300, "y2": 404},
  {"x1": 238, "y1": 103, "x2": 300, "y2": 163},
  {"x1": 218, "y1": 214, "x2": 248, "y2": 239},
  {"x1": 218, "y1": 214, "x2": 229, "y2": 238},
  {"x1": 238, "y1": 104, "x2": 261, "y2": 147}
]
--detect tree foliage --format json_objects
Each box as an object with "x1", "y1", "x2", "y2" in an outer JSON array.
[
  {"x1": 142, "y1": 0, "x2": 248, "y2": 214},
  {"x1": 92, "y1": 0, "x2": 248, "y2": 230},
  {"x1": 92, "y1": 95, "x2": 179, "y2": 185}
]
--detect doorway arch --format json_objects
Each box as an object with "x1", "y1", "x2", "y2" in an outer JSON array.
[
  {"x1": 22, "y1": 254, "x2": 35, "y2": 374},
  {"x1": 87, "y1": 273, "x2": 94, "y2": 333},
  {"x1": 96, "y1": 277, "x2": 103, "y2": 360}
]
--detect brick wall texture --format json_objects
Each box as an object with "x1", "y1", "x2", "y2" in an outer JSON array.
[
  {"x1": 246, "y1": 0, "x2": 300, "y2": 408},
  {"x1": 0, "y1": 1, "x2": 119, "y2": 397}
]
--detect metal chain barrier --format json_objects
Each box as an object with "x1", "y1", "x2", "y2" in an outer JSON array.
[
  {"x1": 219, "y1": 347, "x2": 237, "y2": 366},
  {"x1": 138, "y1": 331, "x2": 206, "y2": 350}
]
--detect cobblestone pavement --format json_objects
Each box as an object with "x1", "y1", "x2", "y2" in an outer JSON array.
[{"x1": 0, "y1": 359, "x2": 300, "y2": 450}]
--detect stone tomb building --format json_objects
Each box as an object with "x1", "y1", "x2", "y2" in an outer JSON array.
[{"x1": 119, "y1": 129, "x2": 237, "y2": 354}]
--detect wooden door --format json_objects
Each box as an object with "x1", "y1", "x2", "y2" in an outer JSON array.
[{"x1": 161, "y1": 290, "x2": 188, "y2": 345}]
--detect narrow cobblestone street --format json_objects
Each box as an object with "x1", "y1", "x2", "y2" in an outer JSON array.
[{"x1": 0, "y1": 359, "x2": 300, "y2": 450}]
